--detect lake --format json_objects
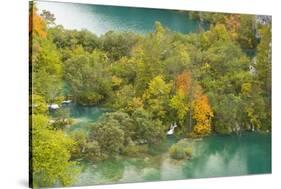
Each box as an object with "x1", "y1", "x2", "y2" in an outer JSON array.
[
  {"x1": 39, "y1": 1, "x2": 271, "y2": 185},
  {"x1": 36, "y1": 1, "x2": 207, "y2": 35},
  {"x1": 60, "y1": 105, "x2": 271, "y2": 186}
]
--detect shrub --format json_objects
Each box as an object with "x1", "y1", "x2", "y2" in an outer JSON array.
[
  {"x1": 89, "y1": 119, "x2": 125, "y2": 157},
  {"x1": 85, "y1": 140, "x2": 103, "y2": 161},
  {"x1": 169, "y1": 143, "x2": 192, "y2": 160},
  {"x1": 70, "y1": 130, "x2": 87, "y2": 159}
]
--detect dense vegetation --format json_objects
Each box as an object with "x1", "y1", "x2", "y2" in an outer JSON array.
[{"x1": 30, "y1": 4, "x2": 271, "y2": 187}]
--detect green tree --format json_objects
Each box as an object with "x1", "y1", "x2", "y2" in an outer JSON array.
[
  {"x1": 31, "y1": 115, "x2": 79, "y2": 187},
  {"x1": 143, "y1": 75, "x2": 172, "y2": 121},
  {"x1": 70, "y1": 130, "x2": 87, "y2": 159},
  {"x1": 100, "y1": 31, "x2": 140, "y2": 61},
  {"x1": 237, "y1": 15, "x2": 258, "y2": 49},
  {"x1": 131, "y1": 108, "x2": 165, "y2": 145},
  {"x1": 89, "y1": 117, "x2": 125, "y2": 158},
  {"x1": 201, "y1": 40, "x2": 251, "y2": 134},
  {"x1": 49, "y1": 26, "x2": 100, "y2": 52},
  {"x1": 64, "y1": 50, "x2": 112, "y2": 105},
  {"x1": 98, "y1": 111, "x2": 135, "y2": 144},
  {"x1": 30, "y1": 94, "x2": 48, "y2": 115},
  {"x1": 31, "y1": 37, "x2": 63, "y2": 103},
  {"x1": 255, "y1": 24, "x2": 272, "y2": 99}
]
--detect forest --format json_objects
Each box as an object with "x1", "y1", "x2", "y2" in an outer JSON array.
[{"x1": 30, "y1": 3, "x2": 271, "y2": 188}]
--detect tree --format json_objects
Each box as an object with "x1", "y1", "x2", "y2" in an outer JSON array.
[
  {"x1": 30, "y1": 4, "x2": 47, "y2": 38},
  {"x1": 169, "y1": 89, "x2": 189, "y2": 126},
  {"x1": 32, "y1": 69, "x2": 63, "y2": 103},
  {"x1": 248, "y1": 24, "x2": 271, "y2": 131},
  {"x1": 97, "y1": 112, "x2": 135, "y2": 144},
  {"x1": 100, "y1": 31, "x2": 140, "y2": 61},
  {"x1": 212, "y1": 94, "x2": 243, "y2": 134},
  {"x1": 64, "y1": 50, "x2": 112, "y2": 105},
  {"x1": 162, "y1": 42, "x2": 192, "y2": 80},
  {"x1": 132, "y1": 22, "x2": 171, "y2": 94},
  {"x1": 255, "y1": 24, "x2": 272, "y2": 98},
  {"x1": 237, "y1": 15, "x2": 257, "y2": 49},
  {"x1": 40, "y1": 10, "x2": 56, "y2": 26},
  {"x1": 110, "y1": 57, "x2": 137, "y2": 85},
  {"x1": 169, "y1": 72, "x2": 191, "y2": 128},
  {"x1": 200, "y1": 39, "x2": 251, "y2": 134},
  {"x1": 84, "y1": 140, "x2": 102, "y2": 161},
  {"x1": 192, "y1": 91, "x2": 213, "y2": 136},
  {"x1": 30, "y1": 94, "x2": 48, "y2": 115},
  {"x1": 199, "y1": 24, "x2": 230, "y2": 50},
  {"x1": 31, "y1": 115, "x2": 79, "y2": 187},
  {"x1": 131, "y1": 108, "x2": 165, "y2": 145},
  {"x1": 31, "y1": 37, "x2": 63, "y2": 103},
  {"x1": 89, "y1": 116, "x2": 125, "y2": 158},
  {"x1": 49, "y1": 26, "x2": 100, "y2": 52},
  {"x1": 107, "y1": 84, "x2": 136, "y2": 111},
  {"x1": 70, "y1": 130, "x2": 87, "y2": 159},
  {"x1": 143, "y1": 75, "x2": 172, "y2": 121}
]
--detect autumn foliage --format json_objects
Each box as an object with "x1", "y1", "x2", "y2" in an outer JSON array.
[
  {"x1": 192, "y1": 92, "x2": 213, "y2": 136},
  {"x1": 175, "y1": 71, "x2": 191, "y2": 94},
  {"x1": 30, "y1": 6, "x2": 47, "y2": 38}
]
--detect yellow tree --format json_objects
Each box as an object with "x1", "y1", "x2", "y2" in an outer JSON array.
[
  {"x1": 30, "y1": 5, "x2": 47, "y2": 38},
  {"x1": 192, "y1": 89, "x2": 214, "y2": 136},
  {"x1": 175, "y1": 71, "x2": 191, "y2": 93}
]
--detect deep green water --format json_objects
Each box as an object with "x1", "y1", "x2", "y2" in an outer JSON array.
[
  {"x1": 37, "y1": 1, "x2": 207, "y2": 35},
  {"x1": 62, "y1": 105, "x2": 271, "y2": 186}
]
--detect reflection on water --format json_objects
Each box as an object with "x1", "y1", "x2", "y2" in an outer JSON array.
[
  {"x1": 59, "y1": 105, "x2": 271, "y2": 186},
  {"x1": 36, "y1": 1, "x2": 207, "y2": 35},
  {"x1": 73, "y1": 133, "x2": 271, "y2": 186}
]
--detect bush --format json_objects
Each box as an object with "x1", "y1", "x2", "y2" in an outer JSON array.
[
  {"x1": 89, "y1": 119, "x2": 125, "y2": 157},
  {"x1": 169, "y1": 142, "x2": 192, "y2": 160},
  {"x1": 70, "y1": 130, "x2": 87, "y2": 159},
  {"x1": 85, "y1": 140, "x2": 103, "y2": 161}
]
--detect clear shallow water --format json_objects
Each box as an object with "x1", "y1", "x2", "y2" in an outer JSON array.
[
  {"x1": 62, "y1": 105, "x2": 271, "y2": 186},
  {"x1": 64, "y1": 104, "x2": 107, "y2": 133},
  {"x1": 72, "y1": 133, "x2": 271, "y2": 186},
  {"x1": 37, "y1": 1, "x2": 206, "y2": 35}
]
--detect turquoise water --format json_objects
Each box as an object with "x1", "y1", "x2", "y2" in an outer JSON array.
[
  {"x1": 73, "y1": 133, "x2": 271, "y2": 186},
  {"x1": 64, "y1": 104, "x2": 107, "y2": 133},
  {"x1": 59, "y1": 105, "x2": 271, "y2": 186},
  {"x1": 37, "y1": 1, "x2": 271, "y2": 185},
  {"x1": 36, "y1": 1, "x2": 206, "y2": 35}
]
